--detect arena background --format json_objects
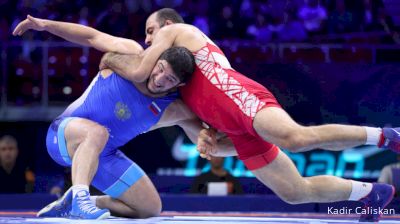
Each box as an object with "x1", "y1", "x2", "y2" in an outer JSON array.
[{"x1": 0, "y1": 0, "x2": 400, "y2": 196}]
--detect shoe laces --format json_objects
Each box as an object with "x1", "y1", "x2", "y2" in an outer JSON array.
[{"x1": 76, "y1": 195, "x2": 101, "y2": 214}]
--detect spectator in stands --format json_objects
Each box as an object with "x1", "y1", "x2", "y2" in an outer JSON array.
[
  {"x1": 0, "y1": 135, "x2": 34, "y2": 193},
  {"x1": 96, "y1": 1, "x2": 129, "y2": 37},
  {"x1": 190, "y1": 156, "x2": 243, "y2": 195},
  {"x1": 246, "y1": 13, "x2": 272, "y2": 43},
  {"x1": 298, "y1": 0, "x2": 328, "y2": 35},
  {"x1": 378, "y1": 155, "x2": 400, "y2": 196},
  {"x1": 371, "y1": 7, "x2": 399, "y2": 44},
  {"x1": 359, "y1": 0, "x2": 374, "y2": 31},
  {"x1": 328, "y1": 0, "x2": 356, "y2": 34},
  {"x1": 213, "y1": 4, "x2": 242, "y2": 39},
  {"x1": 191, "y1": 1, "x2": 210, "y2": 35},
  {"x1": 278, "y1": 11, "x2": 308, "y2": 42}
]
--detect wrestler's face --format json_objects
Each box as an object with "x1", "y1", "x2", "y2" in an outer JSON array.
[
  {"x1": 147, "y1": 59, "x2": 181, "y2": 94},
  {"x1": 145, "y1": 13, "x2": 161, "y2": 46}
]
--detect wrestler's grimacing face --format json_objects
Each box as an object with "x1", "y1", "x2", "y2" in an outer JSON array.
[{"x1": 147, "y1": 59, "x2": 180, "y2": 94}]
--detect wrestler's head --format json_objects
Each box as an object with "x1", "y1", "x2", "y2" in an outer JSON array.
[
  {"x1": 145, "y1": 8, "x2": 183, "y2": 46},
  {"x1": 147, "y1": 46, "x2": 195, "y2": 94}
]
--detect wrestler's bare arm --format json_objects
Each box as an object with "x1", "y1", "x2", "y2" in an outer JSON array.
[
  {"x1": 99, "y1": 53, "x2": 141, "y2": 80},
  {"x1": 150, "y1": 100, "x2": 237, "y2": 157},
  {"x1": 12, "y1": 15, "x2": 143, "y2": 54},
  {"x1": 102, "y1": 24, "x2": 202, "y2": 83},
  {"x1": 102, "y1": 26, "x2": 177, "y2": 83}
]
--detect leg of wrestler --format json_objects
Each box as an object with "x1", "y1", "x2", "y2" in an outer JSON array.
[
  {"x1": 64, "y1": 118, "x2": 109, "y2": 186},
  {"x1": 88, "y1": 149, "x2": 161, "y2": 218},
  {"x1": 64, "y1": 118, "x2": 111, "y2": 219},
  {"x1": 252, "y1": 150, "x2": 352, "y2": 204},
  {"x1": 253, "y1": 107, "x2": 367, "y2": 152},
  {"x1": 37, "y1": 117, "x2": 110, "y2": 219},
  {"x1": 95, "y1": 175, "x2": 162, "y2": 218},
  {"x1": 252, "y1": 150, "x2": 395, "y2": 222}
]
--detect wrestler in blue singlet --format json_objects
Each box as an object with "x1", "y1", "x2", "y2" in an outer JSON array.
[{"x1": 46, "y1": 71, "x2": 177, "y2": 198}]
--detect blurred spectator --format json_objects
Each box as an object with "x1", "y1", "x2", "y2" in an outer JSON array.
[
  {"x1": 267, "y1": 12, "x2": 286, "y2": 42},
  {"x1": 212, "y1": 3, "x2": 245, "y2": 39},
  {"x1": 328, "y1": 0, "x2": 356, "y2": 34},
  {"x1": 278, "y1": 11, "x2": 308, "y2": 42},
  {"x1": 192, "y1": 1, "x2": 210, "y2": 35},
  {"x1": 0, "y1": 135, "x2": 34, "y2": 193},
  {"x1": 78, "y1": 7, "x2": 89, "y2": 26},
  {"x1": 369, "y1": 7, "x2": 400, "y2": 44},
  {"x1": 239, "y1": 0, "x2": 254, "y2": 19},
  {"x1": 96, "y1": 1, "x2": 129, "y2": 37},
  {"x1": 378, "y1": 155, "x2": 400, "y2": 195},
  {"x1": 190, "y1": 156, "x2": 243, "y2": 195},
  {"x1": 246, "y1": 13, "x2": 272, "y2": 43},
  {"x1": 298, "y1": 0, "x2": 328, "y2": 34},
  {"x1": 125, "y1": 0, "x2": 152, "y2": 14},
  {"x1": 359, "y1": 0, "x2": 374, "y2": 31},
  {"x1": 155, "y1": 0, "x2": 183, "y2": 8}
]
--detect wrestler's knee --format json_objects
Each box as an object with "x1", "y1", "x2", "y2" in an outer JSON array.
[
  {"x1": 261, "y1": 128, "x2": 306, "y2": 153},
  {"x1": 135, "y1": 195, "x2": 162, "y2": 218},
  {"x1": 279, "y1": 133, "x2": 307, "y2": 153},
  {"x1": 253, "y1": 117, "x2": 306, "y2": 152},
  {"x1": 87, "y1": 125, "x2": 109, "y2": 147}
]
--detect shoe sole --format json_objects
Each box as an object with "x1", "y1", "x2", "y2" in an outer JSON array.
[
  {"x1": 36, "y1": 187, "x2": 73, "y2": 217},
  {"x1": 70, "y1": 211, "x2": 111, "y2": 220},
  {"x1": 359, "y1": 185, "x2": 395, "y2": 222},
  {"x1": 97, "y1": 212, "x2": 111, "y2": 220},
  {"x1": 379, "y1": 185, "x2": 396, "y2": 221}
]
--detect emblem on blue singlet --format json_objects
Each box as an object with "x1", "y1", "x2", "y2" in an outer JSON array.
[{"x1": 114, "y1": 102, "x2": 131, "y2": 121}]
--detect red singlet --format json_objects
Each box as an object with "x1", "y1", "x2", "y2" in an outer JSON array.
[{"x1": 180, "y1": 42, "x2": 282, "y2": 170}]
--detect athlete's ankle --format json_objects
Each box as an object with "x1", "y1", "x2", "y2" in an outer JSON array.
[
  {"x1": 364, "y1": 127, "x2": 382, "y2": 145},
  {"x1": 72, "y1": 185, "x2": 90, "y2": 198},
  {"x1": 348, "y1": 180, "x2": 372, "y2": 201},
  {"x1": 90, "y1": 196, "x2": 98, "y2": 206}
]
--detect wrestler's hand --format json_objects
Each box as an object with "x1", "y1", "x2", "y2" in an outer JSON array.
[
  {"x1": 197, "y1": 128, "x2": 217, "y2": 160},
  {"x1": 13, "y1": 15, "x2": 46, "y2": 36}
]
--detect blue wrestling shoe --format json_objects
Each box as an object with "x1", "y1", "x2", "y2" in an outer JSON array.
[
  {"x1": 70, "y1": 189, "x2": 110, "y2": 219},
  {"x1": 380, "y1": 128, "x2": 400, "y2": 153},
  {"x1": 37, "y1": 187, "x2": 73, "y2": 217},
  {"x1": 358, "y1": 183, "x2": 395, "y2": 222}
]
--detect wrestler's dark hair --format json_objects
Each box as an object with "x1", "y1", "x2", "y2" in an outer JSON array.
[
  {"x1": 155, "y1": 8, "x2": 184, "y2": 26},
  {"x1": 159, "y1": 47, "x2": 195, "y2": 83}
]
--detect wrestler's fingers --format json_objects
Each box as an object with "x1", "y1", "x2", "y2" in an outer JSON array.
[
  {"x1": 196, "y1": 143, "x2": 208, "y2": 154},
  {"x1": 12, "y1": 21, "x2": 26, "y2": 36},
  {"x1": 199, "y1": 130, "x2": 216, "y2": 146},
  {"x1": 200, "y1": 153, "x2": 211, "y2": 160},
  {"x1": 199, "y1": 129, "x2": 212, "y2": 142}
]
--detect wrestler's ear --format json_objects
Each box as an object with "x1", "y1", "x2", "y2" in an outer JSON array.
[{"x1": 165, "y1": 20, "x2": 174, "y2": 25}]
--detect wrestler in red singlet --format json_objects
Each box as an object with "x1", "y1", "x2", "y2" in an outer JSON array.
[{"x1": 180, "y1": 41, "x2": 281, "y2": 170}]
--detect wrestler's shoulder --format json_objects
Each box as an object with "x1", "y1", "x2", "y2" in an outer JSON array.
[{"x1": 162, "y1": 23, "x2": 197, "y2": 32}]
